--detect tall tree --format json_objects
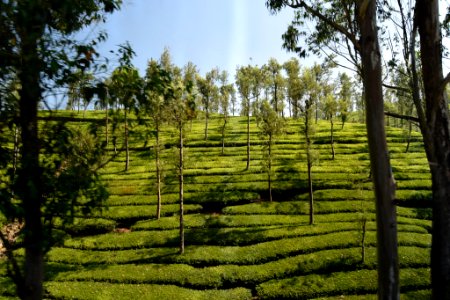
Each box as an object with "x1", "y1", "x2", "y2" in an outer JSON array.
[
  {"x1": 256, "y1": 99, "x2": 285, "y2": 202},
  {"x1": 337, "y1": 72, "x2": 352, "y2": 129},
  {"x1": 266, "y1": 1, "x2": 399, "y2": 297},
  {"x1": 0, "y1": 1, "x2": 121, "y2": 299},
  {"x1": 166, "y1": 62, "x2": 197, "y2": 254},
  {"x1": 218, "y1": 70, "x2": 234, "y2": 155},
  {"x1": 197, "y1": 68, "x2": 219, "y2": 141},
  {"x1": 301, "y1": 67, "x2": 317, "y2": 225},
  {"x1": 109, "y1": 58, "x2": 142, "y2": 171},
  {"x1": 143, "y1": 57, "x2": 173, "y2": 220},
  {"x1": 283, "y1": 58, "x2": 303, "y2": 119},
  {"x1": 235, "y1": 65, "x2": 253, "y2": 170},
  {"x1": 323, "y1": 92, "x2": 337, "y2": 160},
  {"x1": 264, "y1": 58, "x2": 285, "y2": 115},
  {"x1": 414, "y1": 1, "x2": 450, "y2": 298}
]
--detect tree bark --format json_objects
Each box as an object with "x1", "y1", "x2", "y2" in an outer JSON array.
[
  {"x1": 357, "y1": 1, "x2": 399, "y2": 298},
  {"x1": 415, "y1": 1, "x2": 450, "y2": 298},
  {"x1": 17, "y1": 22, "x2": 45, "y2": 300}
]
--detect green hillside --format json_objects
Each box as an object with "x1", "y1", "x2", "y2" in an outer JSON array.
[{"x1": 0, "y1": 112, "x2": 431, "y2": 299}]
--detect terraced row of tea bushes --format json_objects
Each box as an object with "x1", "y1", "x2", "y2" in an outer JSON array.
[{"x1": 0, "y1": 112, "x2": 431, "y2": 299}]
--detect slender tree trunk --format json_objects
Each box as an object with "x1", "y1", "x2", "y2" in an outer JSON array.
[
  {"x1": 357, "y1": 1, "x2": 399, "y2": 298},
  {"x1": 204, "y1": 107, "x2": 209, "y2": 140},
  {"x1": 405, "y1": 121, "x2": 412, "y2": 153},
  {"x1": 125, "y1": 109, "x2": 129, "y2": 171},
  {"x1": 415, "y1": 1, "x2": 450, "y2": 298},
  {"x1": 246, "y1": 105, "x2": 250, "y2": 170},
  {"x1": 305, "y1": 106, "x2": 314, "y2": 225},
  {"x1": 221, "y1": 118, "x2": 227, "y2": 155},
  {"x1": 268, "y1": 136, "x2": 273, "y2": 202},
  {"x1": 330, "y1": 117, "x2": 335, "y2": 160},
  {"x1": 179, "y1": 121, "x2": 184, "y2": 254},
  {"x1": 13, "y1": 125, "x2": 19, "y2": 178},
  {"x1": 155, "y1": 120, "x2": 162, "y2": 220},
  {"x1": 17, "y1": 26, "x2": 44, "y2": 300},
  {"x1": 361, "y1": 217, "x2": 367, "y2": 264},
  {"x1": 105, "y1": 105, "x2": 109, "y2": 145}
]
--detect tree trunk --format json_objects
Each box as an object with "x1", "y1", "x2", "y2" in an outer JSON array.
[
  {"x1": 125, "y1": 109, "x2": 129, "y2": 171},
  {"x1": 105, "y1": 106, "x2": 109, "y2": 145},
  {"x1": 179, "y1": 121, "x2": 184, "y2": 254},
  {"x1": 13, "y1": 125, "x2": 19, "y2": 179},
  {"x1": 361, "y1": 217, "x2": 367, "y2": 264},
  {"x1": 268, "y1": 136, "x2": 273, "y2": 202},
  {"x1": 330, "y1": 117, "x2": 335, "y2": 160},
  {"x1": 204, "y1": 107, "x2": 209, "y2": 140},
  {"x1": 17, "y1": 26, "x2": 44, "y2": 300},
  {"x1": 415, "y1": 1, "x2": 450, "y2": 298},
  {"x1": 305, "y1": 107, "x2": 314, "y2": 225},
  {"x1": 246, "y1": 106, "x2": 250, "y2": 170},
  {"x1": 357, "y1": 1, "x2": 399, "y2": 299},
  {"x1": 221, "y1": 119, "x2": 226, "y2": 155},
  {"x1": 405, "y1": 121, "x2": 412, "y2": 153},
  {"x1": 155, "y1": 121, "x2": 162, "y2": 220}
]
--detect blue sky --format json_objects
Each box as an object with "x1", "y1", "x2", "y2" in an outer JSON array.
[{"x1": 84, "y1": 0, "x2": 303, "y2": 78}]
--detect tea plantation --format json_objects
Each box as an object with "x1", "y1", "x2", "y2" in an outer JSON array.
[{"x1": 0, "y1": 112, "x2": 432, "y2": 299}]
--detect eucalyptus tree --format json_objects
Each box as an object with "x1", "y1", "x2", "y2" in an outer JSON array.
[
  {"x1": 414, "y1": 2, "x2": 450, "y2": 297},
  {"x1": 143, "y1": 57, "x2": 173, "y2": 220},
  {"x1": 266, "y1": 1, "x2": 399, "y2": 297},
  {"x1": 337, "y1": 72, "x2": 352, "y2": 129},
  {"x1": 197, "y1": 68, "x2": 219, "y2": 140},
  {"x1": 108, "y1": 56, "x2": 142, "y2": 171},
  {"x1": 300, "y1": 66, "x2": 318, "y2": 225},
  {"x1": 264, "y1": 58, "x2": 286, "y2": 116},
  {"x1": 256, "y1": 99, "x2": 285, "y2": 202},
  {"x1": 218, "y1": 70, "x2": 234, "y2": 154},
  {"x1": 0, "y1": 1, "x2": 121, "y2": 298},
  {"x1": 323, "y1": 92, "x2": 338, "y2": 160},
  {"x1": 283, "y1": 58, "x2": 303, "y2": 119},
  {"x1": 235, "y1": 65, "x2": 253, "y2": 170},
  {"x1": 166, "y1": 62, "x2": 197, "y2": 254}
]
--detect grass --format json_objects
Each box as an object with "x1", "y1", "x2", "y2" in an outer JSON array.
[{"x1": 0, "y1": 112, "x2": 433, "y2": 299}]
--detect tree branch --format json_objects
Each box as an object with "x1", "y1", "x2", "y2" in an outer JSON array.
[
  {"x1": 384, "y1": 111, "x2": 420, "y2": 123},
  {"x1": 443, "y1": 72, "x2": 450, "y2": 88},
  {"x1": 284, "y1": 0, "x2": 361, "y2": 52},
  {"x1": 382, "y1": 83, "x2": 410, "y2": 93}
]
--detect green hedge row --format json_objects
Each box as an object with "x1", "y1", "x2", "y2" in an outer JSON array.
[
  {"x1": 256, "y1": 267, "x2": 429, "y2": 299},
  {"x1": 45, "y1": 281, "x2": 252, "y2": 300},
  {"x1": 51, "y1": 247, "x2": 428, "y2": 289}
]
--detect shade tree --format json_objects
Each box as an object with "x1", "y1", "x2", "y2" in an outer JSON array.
[
  {"x1": 256, "y1": 99, "x2": 285, "y2": 202},
  {"x1": 0, "y1": 1, "x2": 122, "y2": 298},
  {"x1": 235, "y1": 65, "x2": 253, "y2": 170},
  {"x1": 266, "y1": 1, "x2": 399, "y2": 297},
  {"x1": 108, "y1": 46, "x2": 142, "y2": 171},
  {"x1": 218, "y1": 70, "x2": 235, "y2": 154},
  {"x1": 165, "y1": 62, "x2": 197, "y2": 254},
  {"x1": 196, "y1": 68, "x2": 219, "y2": 140}
]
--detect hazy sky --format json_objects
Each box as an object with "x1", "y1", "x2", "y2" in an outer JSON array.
[{"x1": 83, "y1": 0, "x2": 304, "y2": 78}]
